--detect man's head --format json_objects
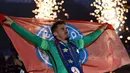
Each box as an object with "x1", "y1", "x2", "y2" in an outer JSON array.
[{"x1": 51, "y1": 21, "x2": 68, "y2": 41}]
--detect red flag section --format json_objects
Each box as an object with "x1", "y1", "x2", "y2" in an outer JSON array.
[
  {"x1": 0, "y1": 14, "x2": 6, "y2": 23},
  {"x1": 2, "y1": 16, "x2": 130, "y2": 73}
]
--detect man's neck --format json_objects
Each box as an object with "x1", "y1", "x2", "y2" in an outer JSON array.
[
  {"x1": 56, "y1": 38, "x2": 68, "y2": 43},
  {"x1": 61, "y1": 40, "x2": 67, "y2": 43}
]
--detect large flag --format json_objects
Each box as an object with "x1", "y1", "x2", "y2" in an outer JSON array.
[{"x1": 1, "y1": 16, "x2": 130, "y2": 73}]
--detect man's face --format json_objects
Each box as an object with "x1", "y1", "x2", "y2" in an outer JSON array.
[{"x1": 54, "y1": 24, "x2": 68, "y2": 41}]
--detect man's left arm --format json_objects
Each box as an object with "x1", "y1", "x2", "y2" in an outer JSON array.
[{"x1": 82, "y1": 24, "x2": 108, "y2": 47}]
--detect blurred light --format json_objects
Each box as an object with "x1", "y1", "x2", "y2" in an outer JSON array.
[
  {"x1": 120, "y1": 24, "x2": 123, "y2": 26},
  {"x1": 91, "y1": 4, "x2": 93, "y2": 6},
  {"x1": 126, "y1": 27, "x2": 129, "y2": 30},
  {"x1": 62, "y1": 9, "x2": 65, "y2": 11},
  {"x1": 90, "y1": 20, "x2": 93, "y2": 22},
  {"x1": 58, "y1": 10, "x2": 60, "y2": 13},
  {"x1": 119, "y1": 28, "x2": 122, "y2": 31},
  {"x1": 125, "y1": 40, "x2": 128, "y2": 43},
  {"x1": 32, "y1": 0, "x2": 57, "y2": 20},
  {"x1": 54, "y1": 6, "x2": 58, "y2": 10},
  {"x1": 120, "y1": 35, "x2": 123, "y2": 39},
  {"x1": 33, "y1": 0, "x2": 67, "y2": 20},
  {"x1": 61, "y1": 0, "x2": 64, "y2": 4},
  {"x1": 127, "y1": 36, "x2": 130, "y2": 40},
  {"x1": 59, "y1": 6, "x2": 62, "y2": 9},
  {"x1": 91, "y1": 0, "x2": 128, "y2": 30},
  {"x1": 64, "y1": 13, "x2": 69, "y2": 19}
]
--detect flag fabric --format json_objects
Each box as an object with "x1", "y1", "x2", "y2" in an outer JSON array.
[{"x1": 2, "y1": 16, "x2": 130, "y2": 73}]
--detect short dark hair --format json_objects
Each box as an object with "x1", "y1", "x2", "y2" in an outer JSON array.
[{"x1": 51, "y1": 21, "x2": 66, "y2": 34}]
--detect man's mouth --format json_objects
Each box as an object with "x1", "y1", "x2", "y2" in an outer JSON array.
[{"x1": 65, "y1": 31, "x2": 68, "y2": 34}]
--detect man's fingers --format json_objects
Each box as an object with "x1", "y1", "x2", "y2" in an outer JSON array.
[
  {"x1": 4, "y1": 16, "x2": 12, "y2": 21},
  {"x1": 3, "y1": 21, "x2": 10, "y2": 24},
  {"x1": 3, "y1": 16, "x2": 13, "y2": 25}
]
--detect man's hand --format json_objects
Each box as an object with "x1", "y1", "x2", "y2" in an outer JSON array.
[
  {"x1": 3, "y1": 16, "x2": 13, "y2": 26},
  {"x1": 102, "y1": 23, "x2": 115, "y2": 30},
  {"x1": 99, "y1": 24, "x2": 108, "y2": 32},
  {"x1": 107, "y1": 24, "x2": 115, "y2": 30}
]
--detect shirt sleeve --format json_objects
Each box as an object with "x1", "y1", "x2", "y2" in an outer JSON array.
[
  {"x1": 11, "y1": 22, "x2": 48, "y2": 50},
  {"x1": 74, "y1": 25, "x2": 107, "y2": 48},
  {"x1": 83, "y1": 25, "x2": 107, "y2": 47}
]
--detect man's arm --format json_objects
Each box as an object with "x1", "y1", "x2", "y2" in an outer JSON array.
[
  {"x1": 83, "y1": 24, "x2": 108, "y2": 47},
  {"x1": 3, "y1": 16, "x2": 48, "y2": 50}
]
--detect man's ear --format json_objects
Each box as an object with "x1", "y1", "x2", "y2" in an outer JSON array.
[{"x1": 53, "y1": 32, "x2": 58, "y2": 37}]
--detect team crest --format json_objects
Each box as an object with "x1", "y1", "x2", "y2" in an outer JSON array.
[{"x1": 71, "y1": 66, "x2": 80, "y2": 73}]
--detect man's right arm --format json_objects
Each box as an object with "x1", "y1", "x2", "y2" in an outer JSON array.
[
  {"x1": 3, "y1": 16, "x2": 48, "y2": 50},
  {"x1": 10, "y1": 22, "x2": 48, "y2": 50}
]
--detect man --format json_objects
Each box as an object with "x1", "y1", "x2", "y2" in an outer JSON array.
[{"x1": 3, "y1": 16, "x2": 107, "y2": 73}]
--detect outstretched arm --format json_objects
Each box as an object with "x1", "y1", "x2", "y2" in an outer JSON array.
[
  {"x1": 83, "y1": 24, "x2": 108, "y2": 47},
  {"x1": 3, "y1": 16, "x2": 48, "y2": 50}
]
